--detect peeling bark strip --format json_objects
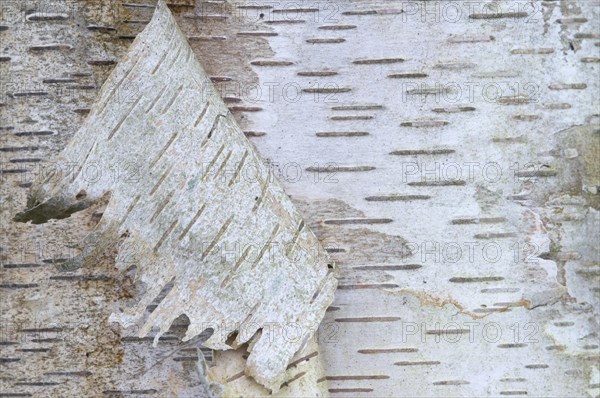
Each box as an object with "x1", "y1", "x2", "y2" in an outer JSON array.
[{"x1": 12, "y1": 1, "x2": 336, "y2": 393}]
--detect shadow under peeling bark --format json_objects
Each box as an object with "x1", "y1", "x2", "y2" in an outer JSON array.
[
  {"x1": 12, "y1": 1, "x2": 337, "y2": 393},
  {"x1": 14, "y1": 193, "x2": 90, "y2": 224}
]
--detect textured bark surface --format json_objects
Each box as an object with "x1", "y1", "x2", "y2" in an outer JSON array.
[
  {"x1": 10, "y1": 1, "x2": 336, "y2": 393},
  {"x1": 1, "y1": 0, "x2": 599, "y2": 397}
]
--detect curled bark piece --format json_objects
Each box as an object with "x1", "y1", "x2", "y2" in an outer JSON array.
[{"x1": 13, "y1": 1, "x2": 337, "y2": 392}]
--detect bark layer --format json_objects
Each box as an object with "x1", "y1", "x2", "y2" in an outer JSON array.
[{"x1": 12, "y1": 1, "x2": 337, "y2": 392}]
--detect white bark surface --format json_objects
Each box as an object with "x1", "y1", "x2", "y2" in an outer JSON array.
[{"x1": 1, "y1": 0, "x2": 599, "y2": 397}]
